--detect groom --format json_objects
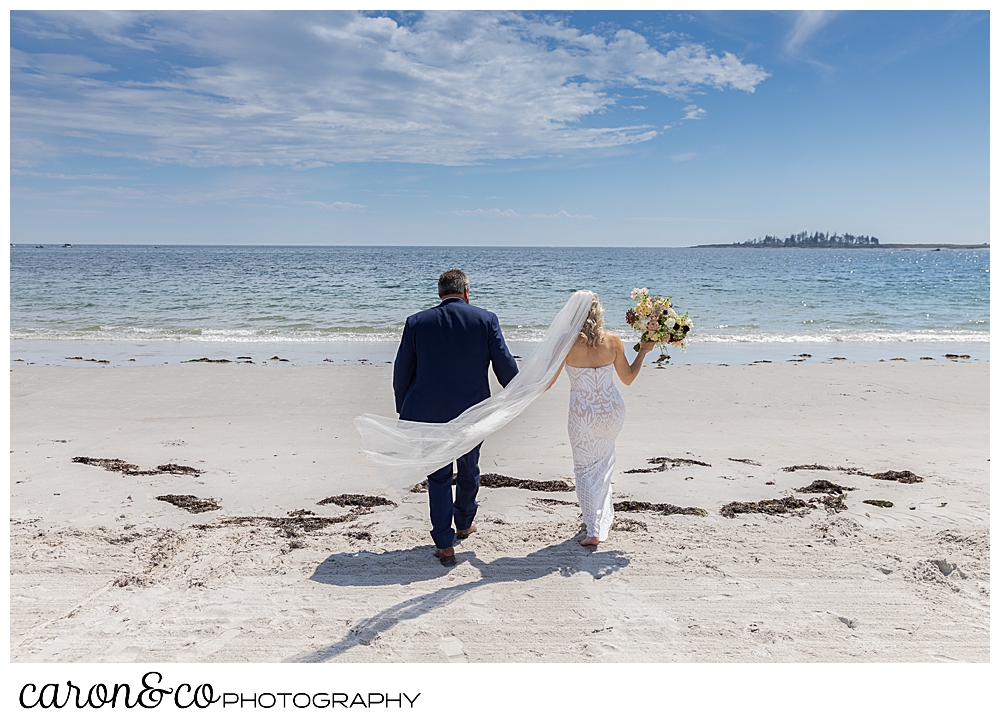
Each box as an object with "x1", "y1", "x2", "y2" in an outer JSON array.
[{"x1": 393, "y1": 269, "x2": 519, "y2": 566}]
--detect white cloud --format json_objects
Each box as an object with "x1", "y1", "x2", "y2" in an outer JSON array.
[
  {"x1": 296, "y1": 200, "x2": 366, "y2": 211},
  {"x1": 681, "y1": 104, "x2": 706, "y2": 120},
  {"x1": 531, "y1": 210, "x2": 595, "y2": 219},
  {"x1": 12, "y1": 169, "x2": 128, "y2": 180},
  {"x1": 451, "y1": 208, "x2": 593, "y2": 219},
  {"x1": 452, "y1": 208, "x2": 519, "y2": 217},
  {"x1": 785, "y1": 11, "x2": 838, "y2": 55},
  {"x1": 11, "y1": 10, "x2": 770, "y2": 168}
]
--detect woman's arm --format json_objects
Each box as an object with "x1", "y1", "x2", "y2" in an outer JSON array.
[
  {"x1": 612, "y1": 335, "x2": 655, "y2": 386},
  {"x1": 544, "y1": 359, "x2": 566, "y2": 391}
]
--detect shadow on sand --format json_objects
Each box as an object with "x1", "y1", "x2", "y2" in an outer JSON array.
[{"x1": 285, "y1": 539, "x2": 629, "y2": 662}]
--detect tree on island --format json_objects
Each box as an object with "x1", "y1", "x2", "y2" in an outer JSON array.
[{"x1": 735, "y1": 231, "x2": 879, "y2": 248}]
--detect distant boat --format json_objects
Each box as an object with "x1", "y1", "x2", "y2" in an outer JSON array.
[
  {"x1": 36, "y1": 245, "x2": 44, "y2": 248},
  {"x1": 62, "y1": 243, "x2": 72, "y2": 247}
]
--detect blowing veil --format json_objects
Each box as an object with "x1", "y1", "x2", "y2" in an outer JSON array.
[{"x1": 354, "y1": 290, "x2": 595, "y2": 489}]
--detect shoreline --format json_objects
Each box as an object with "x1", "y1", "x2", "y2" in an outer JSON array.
[
  {"x1": 10, "y1": 338, "x2": 991, "y2": 368},
  {"x1": 10, "y1": 361, "x2": 989, "y2": 662}
]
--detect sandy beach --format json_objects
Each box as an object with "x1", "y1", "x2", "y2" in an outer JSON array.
[{"x1": 9, "y1": 359, "x2": 989, "y2": 663}]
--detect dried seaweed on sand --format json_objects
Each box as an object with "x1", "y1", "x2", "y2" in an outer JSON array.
[
  {"x1": 411, "y1": 474, "x2": 573, "y2": 493},
  {"x1": 155, "y1": 495, "x2": 221, "y2": 513},
  {"x1": 794, "y1": 480, "x2": 856, "y2": 494},
  {"x1": 614, "y1": 500, "x2": 707, "y2": 516},
  {"x1": 863, "y1": 499, "x2": 894, "y2": 508},
  {"x1": 72, "y1": 456, "x2": 203, "y2": 477},
  {"x1": 810, "y1": 494, "x2": 848, "y2": 512},
  {"x1": 624, "y1": 457, "x2": 711, "y2": 474},
  {"x1": 720, "y1": 497, "x2": 815, "y2": 518},
  {"x1": 317, "y1": 494, "x2": 396, "y2": 509},
  {"x1": 479, "y1": 473, "x2": 574, "y2": 491},
  {"x1": 781, "y1": 463, "x2": 922, "y2": 484}
]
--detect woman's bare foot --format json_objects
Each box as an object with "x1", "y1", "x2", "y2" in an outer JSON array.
[{"x1": 579, "y1": 536, "x2": 600, "y2": 547}]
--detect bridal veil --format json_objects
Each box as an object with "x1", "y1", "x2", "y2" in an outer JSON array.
[{"x1": 354, "y1": 290, "x2": 594, "y2": 489}]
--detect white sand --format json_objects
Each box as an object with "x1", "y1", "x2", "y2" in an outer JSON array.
[{"x1": 9, "y1": 360, "x2": 989, "y2": 662}]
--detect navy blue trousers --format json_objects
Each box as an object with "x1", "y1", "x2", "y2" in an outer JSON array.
[{"x1": 427, "y1": 443, "x2": 482, "y2": 549}]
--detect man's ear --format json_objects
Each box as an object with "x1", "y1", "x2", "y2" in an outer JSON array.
[{"x1": 463, "y1": 288, "x2": 470, "y2": 303}]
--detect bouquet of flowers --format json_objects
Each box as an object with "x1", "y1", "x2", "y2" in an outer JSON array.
[{"x1": 626, "y1": 288, "x2": 693, "y2": 352}]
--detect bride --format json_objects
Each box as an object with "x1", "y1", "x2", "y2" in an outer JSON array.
[
  {"x1": 356, "y1": 290, "x2": 653, "y2": 548},
  {"x1": 547, "y1": 293, "x2": 654, "y2": 546}
]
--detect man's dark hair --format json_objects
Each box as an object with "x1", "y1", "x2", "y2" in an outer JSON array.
[{"x1": 438, "y1": 269, "x2": 470, "y2": 297}]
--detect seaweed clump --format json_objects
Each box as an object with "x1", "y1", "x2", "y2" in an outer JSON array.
[
  {"x1": 810, "y1": 494, "x2": 848, "y2": 512},
  {"x1": 624, "y1": 457, "x2": 711, "y2": 474},
  {"x1": 317, "y1": 494, "x2": 396, "y2": 510},
  {"x1": 72, "y1": 457, "x2": 202, "y2": 477},
  {"x1": 868, "y1": 470, "x2": 923, "y2": 484},
  {"x1": 863, "y1": 499, "x2": 894, "y2": 508},
  {"x1": 204, "y1": 514, "x2": 353, "y2": 534},
  {"x1": 410, "y1": 473, "x2": 574, "y2": 493},
  {"x1": 720, "y1": 497, "x2": 815, "y2": 518},
  {"x1": 614, "y1": 500, "x2": 707, "y2": 516},
  {"x1": 794, "y1": 480, "x2": 856, "y2": 494},
  {"x1": 155, "y1": 495, "x2": 221, "y2": 513},
  {"x1": 194, "y1": 494, "x2": 394, "y2": 535},
  {"x1": 479, "y1": 473, "x2": 574, "y2": 492},
  {"x1": 781, "y1": 464, "x2": 922, "y2": 484}
]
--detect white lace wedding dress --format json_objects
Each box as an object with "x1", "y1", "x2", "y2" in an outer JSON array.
[{"x1": 566, "y1": 364, "x2": 625, "y2": 541}]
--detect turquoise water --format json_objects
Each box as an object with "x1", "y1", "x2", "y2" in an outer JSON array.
[{"x1": 9, "y1": 245, "x2": 989, "y2": 364}]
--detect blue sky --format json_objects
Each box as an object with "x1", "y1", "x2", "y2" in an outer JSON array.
[{"x1": 9, "y1": 10, "x2": 989, "y2": 246}]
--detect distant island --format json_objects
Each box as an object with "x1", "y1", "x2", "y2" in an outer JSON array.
[{"x1": 694, "y1": 231, "x2": 988, "y2": 249}]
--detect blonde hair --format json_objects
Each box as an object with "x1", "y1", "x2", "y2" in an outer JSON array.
[{"x1": 578, "y1": 292, "x2": 605, "y2": 347}]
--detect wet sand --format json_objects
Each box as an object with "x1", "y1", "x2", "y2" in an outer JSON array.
[{"x1": 10, "y1": 360, "x2": 989, "y2": 662}]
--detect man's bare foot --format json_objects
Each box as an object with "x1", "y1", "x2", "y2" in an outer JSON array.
[
  {"x1": 456, "y1": 523, "x2": 477, "y2": 539},
  {"x1": 579, "y1": 536, "x2": 600, "y2": 547}
]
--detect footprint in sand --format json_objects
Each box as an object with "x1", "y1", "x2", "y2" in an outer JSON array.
[
  {"x1": 439, "y1": 636, "x2": 466, "y2": 663},
  {"x1": 469, "y1": 589, "x2": 493, "y2": 607}
]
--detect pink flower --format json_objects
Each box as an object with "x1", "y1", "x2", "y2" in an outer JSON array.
[{"x1": 646, "y1": 321, "x2": 658, "y2": 332}]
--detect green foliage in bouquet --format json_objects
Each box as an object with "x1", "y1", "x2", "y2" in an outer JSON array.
[{"x1": 626, "y1": 287, "x2": 693, "y2": 352}]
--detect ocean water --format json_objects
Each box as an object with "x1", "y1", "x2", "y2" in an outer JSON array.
[{"x1": 9, "y1": 245, "x2": 989, "y2": 365}]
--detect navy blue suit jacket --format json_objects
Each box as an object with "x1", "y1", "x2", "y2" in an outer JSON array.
[{"x1": 393, "y1": 297, "x2": 519, "y2": 424}]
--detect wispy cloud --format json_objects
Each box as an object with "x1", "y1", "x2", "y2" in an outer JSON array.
[
  {"x1": 451, "y1": 208, "x2": 593, "y2": 219},
  {"x1": 531, "y1": 210, "x2": 595, "y2": 219},
  {"x1": 452, "y1": 208, "x2": 519, "y2": 217},
  {"x1": 784, "y1": 10, "x2": 838, "y2": 55},
  {"x1": 670, "y1": 152, "x2": 697, "y2": 162},
  {"x1": 12, "y1": 170, "x2": 129, "y2": 180},
  {"x1": 681, "y1": 105, "x2": 706, "y2": 121},
  {"x1": 295, "y1": 200, "x2": 366, "y2": 211},
  {"x1": 11, "y1": 10, "x2": 770, "y2": 168}
]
